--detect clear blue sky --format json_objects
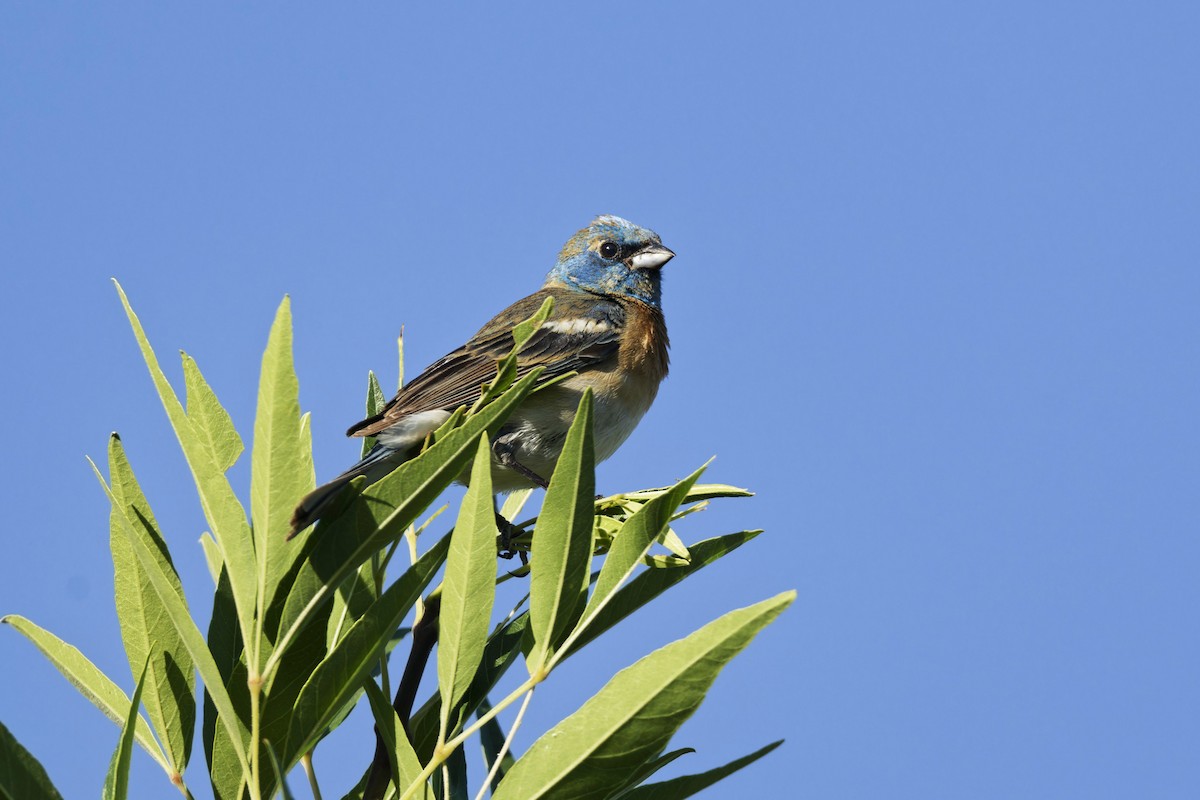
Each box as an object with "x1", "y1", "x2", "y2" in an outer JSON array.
[{"x1": 2, "y1": 4, "x2": 1198, "y2": 798}]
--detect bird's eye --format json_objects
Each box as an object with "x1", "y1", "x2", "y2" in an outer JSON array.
[{"x1": 599, "y1": 241, "x2": 620, "y2": 259}]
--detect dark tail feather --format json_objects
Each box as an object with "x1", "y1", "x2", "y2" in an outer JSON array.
[{"x1": 288, "y1": 445, "x2": 408, "y2": 538}]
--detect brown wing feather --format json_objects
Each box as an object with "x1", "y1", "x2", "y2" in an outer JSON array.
[{"x1": 347, "y1": 288, "x2": 623, "y2": 438}]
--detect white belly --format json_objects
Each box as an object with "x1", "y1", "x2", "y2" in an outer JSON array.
[{"x1": 487, "y1": 371, "x2": 659, "y2": 492}]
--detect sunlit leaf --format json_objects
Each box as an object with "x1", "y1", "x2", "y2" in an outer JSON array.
[
  {"x1": 1, "y1": 616, "x2": 168, "y2": 773},
  {"x1": 0, "y1": 719, "x2": 64, "y2": 800},
  {"x1": 101, "y1": 659, "x2": 149, "y2": 800},
  {"x1": 107, "y1": 435, "x2": 195, "y2": 775},
  {"x1": 527, "y1": 390, "x2": 594, "y2": 674},
  {"x1": 114, "y1": 280, "x2": 258, "y2": 652},
  {"x1": 491, "y1": 592, "x2": 794, "y2": 800},
  {"x1": 620, "y1": 741, "x2": 783, "y2": 799},
  {"x1": 438, "y1": 437, "x2": 498, "y2": 737},
  {"x1": 283, "y1": 535, "x2": 450, "y2": 763}
]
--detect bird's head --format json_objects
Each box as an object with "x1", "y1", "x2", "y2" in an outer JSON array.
[{"x1": 545, "y1": 215, "x2": 675, "y2": 308}]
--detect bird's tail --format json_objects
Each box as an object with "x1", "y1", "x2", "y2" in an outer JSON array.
[{"x1": 288, "y1": 445, "x2": 409, "y2": 538}]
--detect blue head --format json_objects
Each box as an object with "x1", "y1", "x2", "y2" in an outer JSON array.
[{"x1": 545, "y1": 215, "x2": 675, "y2": 308}]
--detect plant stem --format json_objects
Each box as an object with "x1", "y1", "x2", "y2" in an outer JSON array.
[
  {"x1": 249, "y1": 675, "x2": 263, "y2": 800},
  {"x1": 473, "y1": 689, "x2": 533, "y2": 800},
  {"x1": 397, "y1": 676, "x2": 539, "y2": 800},
  {"x1": 301, "y1": 752, "x2": 323, "y2": 800},
  {"x1": 363, "y1": 591, "x2": 442, "y2": 800}
]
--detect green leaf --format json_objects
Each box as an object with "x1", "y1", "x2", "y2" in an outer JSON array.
[
  {"x1": 199, "y1": 533, "x2": 223, "y2": 585},
  {"x1": 614, "y1": 484, "x2": 753, "y2": 504},
  {"x1": 410, "y1": 612, "x2": 530, "y2": 761},
  {"x1": 183, "y1": 354, "x2": 243, "y2": 472},
  {"x1": 579, "y1": 464, "x2": 707, "y2": 638},
  {"x1": 102, "y1": 659, "x2": 149, "y2": 800},
  {"x1": 264, "y1": 742, "x2": 297, "y2": 800},
  {"x1": 202, "y1": 567, "x2": 250, "y2": 800},
  {"x1": 605, "y1": 747, "x2": 694, "y2": 800},
  {"x1": 363, "y1": 371, "x2": 388, "y2": 457},
  {"x1": 620, "y1": 741, "x2": 783, "y2": 800},
  {"x1": 432, "y1": 743, "x2": 468, "y2": 800},
  {"x1": 283, "y1": 535, "x2": 450, "y2": 762},
  {"x1": 107, "y1": 435, "x2": 196, "y2": 775},
  {"x1": 474, "y1": 297, "x2": 553, "y2": 409},
  {"x1": 114, "y1": 280, "x2": 258, "y2": 652},
  {"x1": 1, "y1": 616, "x2": 168, "y2": 773},
  {"x1": 498, "y1": 488, "x2": 534, "y2": 523},
  {"x1": 562, "y1": 531, "x2": 761, "y2": 661},
  {"x1": 271, "y1": 370, "x2": 541, "y2": 677},
  {"x1": 527, "y1": 390, "x2": 595, "y2": 674},
  {"x1": 251, "y1": 296, "x2": 316, "y2": 646},
  {"x1": 363, "y1": 681, "x2": 429, "y2": 800},
  {"x1": 437, "y1": 436, "x2": 498, "y2": 737},
  {"x1": 491, "y1": 592, "x2": 795, "y2": 800},
  {"x1": 0, "y1": 719, "x2": 64, "y2": 800},
  {"x1": 327, "y1": 564, "x2": 378, "y2": 650},
  {"x1": 91, "y1": 459, "x2": 252, "y2": 780}
]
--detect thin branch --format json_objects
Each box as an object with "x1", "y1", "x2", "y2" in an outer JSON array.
[{"x1": 474, "y1": 689, "x2": 534, "y2": 800}]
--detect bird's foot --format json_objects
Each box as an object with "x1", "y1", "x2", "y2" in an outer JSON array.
[{"x1": 494, "y1": 512, "x2": 529, "y2": 566}]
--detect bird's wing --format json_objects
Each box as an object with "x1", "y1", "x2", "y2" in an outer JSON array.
[{"x1": 347, "y1": 288, "x2": 624, "y2": 438}]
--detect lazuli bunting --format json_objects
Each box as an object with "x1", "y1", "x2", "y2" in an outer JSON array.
[{"x1": 290, "y1": 215, "x2": 675, "y2": 535}]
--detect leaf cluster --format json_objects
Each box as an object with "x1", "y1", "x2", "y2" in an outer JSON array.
[{"x1": 0, "y1": 286, "x2": 792, "y2": 800}]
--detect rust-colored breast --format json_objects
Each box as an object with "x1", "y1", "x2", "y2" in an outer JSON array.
[{"x1": 619, "y1": 300, "x2": 670, "y2": 385}]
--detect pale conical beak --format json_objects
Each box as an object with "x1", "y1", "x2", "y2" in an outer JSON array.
[{"x1": 628, "y1": 244, "x2": 675, "y2": 270}]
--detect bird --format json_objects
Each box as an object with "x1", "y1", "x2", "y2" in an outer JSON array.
[{"x1": 289, "y1": 215, "x2": 675, "y2": 537}]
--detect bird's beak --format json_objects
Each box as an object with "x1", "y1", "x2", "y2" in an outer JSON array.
[{"x1": 628, "y1": 244, "x2": 675, "y2": 270}]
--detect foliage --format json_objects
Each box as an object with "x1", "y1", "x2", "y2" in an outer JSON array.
[{"x1": 0, "y1": 284, "x2": 792, "y2": 800}]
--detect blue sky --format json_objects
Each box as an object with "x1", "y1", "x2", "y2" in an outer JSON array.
[{"x1": 2, "y1": 3, "x2": 1198, "y2": 798}]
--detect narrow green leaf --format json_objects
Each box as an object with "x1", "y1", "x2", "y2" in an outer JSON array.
[
  {"x1": 327, "y1": 564, "x2": 378, "y2": 650},
  {"x1": 252, "y1": 297, "x2": 316, "y2": 656},
  {"x1": 272, "y1": 370, "x2": 541, "y2": 675},
  {"x1": 498, "y1": 488, "x2": 534, "y2": 523},
  {"x1": 263, "y1": 742, "x2": 297, "y2": 800},
  {"x1": 107, "y1": 435, "x2": 196, "y2": 775},
  {"x1": 202, "y1": 566, "x2": 249, "y2": 800},
  {"x1": 620, "y1": 741, "x2": 783, "y2": 800},
  {"x1": 432, "y1": 743, "x2": 468, "y2": 800},
  {"x1": 0, "y1": 720, "x2": 64, "y2": 800},
  {"x1": 491, "y1": 592, "x2": 795, "y2": 800},
  {"x1": 363, "y1": 681, "x2": 429, "y2": 799},
  {"x1": 284, "y1": 535, "x2": 450, "y2": 762},
  {"x1": 656, "y1": 527, "x2": 690, "y2": 560},
  {"x1": 114, "y1": 280, "x2": 257, "y2": 651},
  {"x1": 199, "y1": 533, "x2": 222, "y2": 585},
  {"x1": 90, "y1": 460, "x2": 252, "y2": 779},
  {"x1": 477, "y1": 697, "x2": 517, "y2": 795},
  {"x1": 102, "y1": 659, "x2": 149, "y2": 800},
  {"x1": 562, "y1": 531, "x2": 761, "y2": 661},
  {"x1": 1, "y1": 616, "x2": 168, "y2": 773},
  {"x1": 410, "y1": 612, "x2": 530, "y2": 761},
  {"x1": 615, "y1": 484, "x2": 753, "y2": 504},
  {"x1": 604, "y1": 747, "x2": 694, "y2": 800},
  {"x1": 363, "y1": 371, "x2": 388, "y2": 457},
  {"x1": 475, "y1": 297, "x2": 554, "y2": 409},
  {"x1": 183, "y1": 354, "x2": 243, "y2": 472},
  {"x1": 438, "y1": 436, "x2": 498, "y2": 737},
  {"x1": 527, "y1": 390, "x2": 595, "y2": 674},
  {"x1": 579, "y1": 464, "x2": 707, "y2": 637}
]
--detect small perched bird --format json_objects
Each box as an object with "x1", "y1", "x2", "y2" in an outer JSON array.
[{"x1": 289, "y1": 215, "x2": 675, "y2": 537}]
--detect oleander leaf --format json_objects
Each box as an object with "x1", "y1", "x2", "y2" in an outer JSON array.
[
  {"x1": 437, "y1": 437, "x2": 498, "y2": 736},
  {"x1": 0, "y1": 720, "x2": 64, "y2": 800},
  {"x1": 491, "y1": 592, "x2": 794, "y2": 800},
  {"x1": 1, "y1": 616, "x2": 168, "y2": 773},
  {"x1": 527, "y1": 390, "x2": 594, "y2": 674},
  {"x1": 107, "y1": 435, "x2": 196, "y2": 774}
]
